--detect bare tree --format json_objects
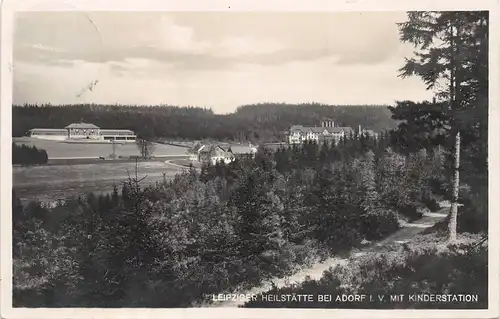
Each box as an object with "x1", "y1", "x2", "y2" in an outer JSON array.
[{"x1": 136, "y1": 138, "x2": 156, "y2": 159}]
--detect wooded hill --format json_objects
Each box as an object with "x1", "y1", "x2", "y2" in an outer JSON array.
[{"x1": 12, "y1": 103, "x2": 398, "y2": 142}]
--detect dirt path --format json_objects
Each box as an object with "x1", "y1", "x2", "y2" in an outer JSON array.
[{"x1": 205, "y1": 205, "x2": 450, "y2": 308}]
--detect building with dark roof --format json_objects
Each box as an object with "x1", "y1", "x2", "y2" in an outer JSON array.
[{"x1": 187, "y1": 143, "x2": 258, "y2": 165}]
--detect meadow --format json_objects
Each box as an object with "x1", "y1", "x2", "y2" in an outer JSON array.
[
  {"x1": 12, "y1": 137, "x2": 188, "y2": 159},
  {"x1": 13, "y1": 161, "x2": 184, "y2": 203}
]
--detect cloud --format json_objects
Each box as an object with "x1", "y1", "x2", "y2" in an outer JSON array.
[
  {"x1": 14, "y1": 11, "x2": 407, "y2": 71},
  {"x1": 13, "y1": 11, "x2": 432, "y2": 113}
]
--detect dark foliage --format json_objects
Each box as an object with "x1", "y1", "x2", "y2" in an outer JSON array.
[
  {"x1": 12, "y1": 103, "x2": 397, "y2": 143},
  {"x1": 12, "y1": 143, "x2": 48, "y2": 165},
  {"x1": 13, "y1": 133, "x2": 473, "y2": 308},
  {"x1": 244, "y1": 234, "x2": 488, "y2": 309}
]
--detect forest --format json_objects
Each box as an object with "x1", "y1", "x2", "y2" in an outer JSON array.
[
  {"x1": 12, "y1": 103, "x2": 397, "y2": 142},
  {"x1": 243, "y1": 10, "x2": 489, "y2": 308},
  {"x1": 12, "y1": 130, "x2": 487, "y2": 307}
]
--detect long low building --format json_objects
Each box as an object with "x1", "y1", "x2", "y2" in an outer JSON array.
[{"x1": 28, "y1": 122, "x2": 137, "y2": 142}]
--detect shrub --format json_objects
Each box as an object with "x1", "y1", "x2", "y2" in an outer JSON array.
[
  {"x1": 12, "y1": 143, "x2": 49, "y2": 165},
  {"x1": 360, "y1": 209, "x2": 400, "y2": 241},
  {"x1": 422, "y1": 195, "x2": 441, "y2": 212},
  {"x1": 244, "y1": 233, "x2": 488, "y2": 309},
  {"x1": 398, "y1": 204, "x2": 423, "y2": 222}
]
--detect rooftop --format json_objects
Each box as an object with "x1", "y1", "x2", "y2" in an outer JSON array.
[
  {"x1": 65, "y1": 122, "x2": 100, "y2": 129},
  {"x1": 226, "y1": 145, "x2": 258, "y2": 154},
  {"x1": 29, "y1": 128, "x2": 67, "y2": 132},
  {"x1": 289, "y1": 125, "x2": 354, "y2": 134},
  {"x1": 100, "y1": 129, "x2": 135, "y2": 133}
]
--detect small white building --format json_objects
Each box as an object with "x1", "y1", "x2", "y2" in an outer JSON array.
[{"x1": 187, "y1": 143, "x2": 258, "y2": 165}]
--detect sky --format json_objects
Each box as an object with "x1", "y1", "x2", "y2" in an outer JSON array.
[{"x1": 13, "y1": 11, "x2": 434, "y2": 114}]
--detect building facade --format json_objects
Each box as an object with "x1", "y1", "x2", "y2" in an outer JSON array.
[
  {"x1": 28, "y1": 122, "x2": 136, "y2": 142},
  {"x1": 187, "y1": 143, "x2": 258, "y2": 165}
]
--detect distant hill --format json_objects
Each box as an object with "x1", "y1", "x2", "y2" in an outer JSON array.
[{"x1": 12, "y1": 103, "x2": 398, "y2": 143}]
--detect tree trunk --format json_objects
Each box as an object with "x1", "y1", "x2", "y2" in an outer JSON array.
[{"x1": 448, "y1": 131, "x2": 460, "y2": 242}]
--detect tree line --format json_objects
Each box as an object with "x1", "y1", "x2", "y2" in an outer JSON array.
[
  {"x1": 12, "y1": 143, "x2": 48, "y2": 165},
  {"x1": 12, "y1": 103, "x2": 397, "y2": 142},
  {"x1": 13, "y1": 133, "x2": 460, "y2": 307}
]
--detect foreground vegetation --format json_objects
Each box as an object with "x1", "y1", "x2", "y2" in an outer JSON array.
[
  {"x1": 244, "y1": 10, "x2": 489, "y2": 309},
  {"x1": 12, "y1": 143, "x2": 48, "y2": 166},
  {"x1": 243, "y1": 233, "x2": 487, "y2": 309},
  {"x1": 13, "y1": 133, "x2": 468, "y2": 307}
]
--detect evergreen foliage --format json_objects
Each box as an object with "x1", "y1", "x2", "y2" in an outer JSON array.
[
  {"x1": 12, "y1": 143, "x2": 49, "y2": 165},
  {"x1": 13, "y1": 103, "x2": 396, "y2": 143},
  {"x1": 13, "y1": 134, "x2": 468, "y2": 307}
]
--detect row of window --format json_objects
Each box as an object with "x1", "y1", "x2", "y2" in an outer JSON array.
[
  {"x1": 30, "y1": 131, "x2": 67, "y2": 136},
  {"x1": 293, "y1": 132, "x2": 344, "y2": 136},
  {"x1": 100, "y1": 131, "x2": 136, "y2": 136},
  {"x1": 31, "y1": 131, "x2": 135, "y2": 136},
  {"x1": 103, "y1": 136, "x2": 136, "y2": 140},
  {"x1": 30, "y1": 131, "x2": 136, "y2": 139}
]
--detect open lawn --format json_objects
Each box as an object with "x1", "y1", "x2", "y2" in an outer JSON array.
[
  {"x1": 13, "y1": 137, "x2": 189, "y2": 159},
  {"x1": 13, "y1": 161, "x2": 185, "y2": 203}
]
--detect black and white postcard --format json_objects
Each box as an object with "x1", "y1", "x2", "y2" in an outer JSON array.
[{"x1": 1, "y1": 0, "x2": 499, "y2": 318}]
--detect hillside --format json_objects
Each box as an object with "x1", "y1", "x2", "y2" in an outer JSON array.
[{"x1": 12, "y1": 103, "x2": 398, "y2": 142}]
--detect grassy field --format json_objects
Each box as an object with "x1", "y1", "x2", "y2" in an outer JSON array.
[
  {"x1": 13, "y1": 137, "x2": 188, "y2": 159},
  {"x1": 13, "y1": 161, "x2": 186, "y2": 203}
]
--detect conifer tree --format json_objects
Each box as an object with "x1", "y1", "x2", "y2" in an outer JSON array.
[{"x1": 396, "y1": 11, "x2": 488, "y2": 241}]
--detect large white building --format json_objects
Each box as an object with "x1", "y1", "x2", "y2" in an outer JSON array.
[
  {"x1": 286, "y1": 119, "x2": 355, "y2": 144},
  {"x1": 286, "y1": 119, "x2": 378, "y2": 144},
  {"x1": 28, "y1": 122, "x2": 136, "y2": 142}
]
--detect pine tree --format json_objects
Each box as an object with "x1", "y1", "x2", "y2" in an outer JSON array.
[{"x1": 396, "y1": 11, "x2": 488, "y2": 241}]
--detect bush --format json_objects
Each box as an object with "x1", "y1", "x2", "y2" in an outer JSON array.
[
  {"x1": 361, "y1": 209, "x2": 400, "y2": 241},
  {"x1": 422, "y1": 195, "x2": 441, "y2": 212},
  {"x1": 398, "y1": 204, "x2": 423, "y2": 222},
  {"x1": 12, "y1": 143, "x2": 48, "y2": 165},
  {"x1": 244, "y1": 233, "x2": 488, "y2": 309}
]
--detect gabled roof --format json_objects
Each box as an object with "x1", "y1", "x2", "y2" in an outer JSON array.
[
  {"x1": 362, "y1": 129, "x2": 376, "y2": 135},
  {"x1": 187, "y1": 142, "x2": 205, "y2": 154},
  {"x1": 227, "y1": 145, "x2": 258, "y2": 154},
  {"x1": 202, "y1": 145, "x2": 230, "y2": 157},
  {"x1": 340, "y1": 127, "x2": 354, "y2": 135},
  {"x1": 65, "y1": 122, "x2": 100, "y2": 129},
  {"x1": 198, "y1": 144, "x2": 229, "y2": 157}
]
